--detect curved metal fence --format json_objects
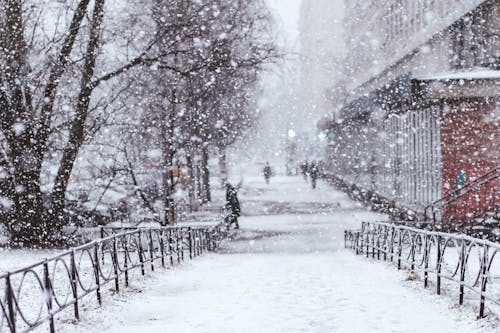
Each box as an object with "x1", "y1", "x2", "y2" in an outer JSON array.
[
  {"x1": 344, "y1": 221, "x2": 500, "y2": 318},
  {"x1": 0, "y1": 222, "x2": 230, "y2": 333}
]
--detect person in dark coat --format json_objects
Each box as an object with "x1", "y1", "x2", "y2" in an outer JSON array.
[
  {"x1": 263, "y1": 162, "x2": 272, "y2": 184},
  {"x1": 309, "y1": 162, "x2": 319, "y2": 189},
  {"x1": 300, "y1": 160, "x2": 309, "y2": 182},
  {"x1": 225, "y1": 183, "x2": 241, "y2": 229}
]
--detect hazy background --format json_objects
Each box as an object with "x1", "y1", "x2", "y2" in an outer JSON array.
[{"x1": 235, "y1": 0, "x2": 345, "y2": 175}]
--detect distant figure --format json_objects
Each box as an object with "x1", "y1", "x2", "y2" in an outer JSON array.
[
  {"x1": 117, "y1": 199, "x2": 128, "y2": 220},
  {"x1": 145, "y1": 182, "x2": 159, "y2": 200},
  {"x1": 225, "y1": 183, "x2": 241, "y2": 229},
  {"x1": 309, "y1": 162, "x2": 319, "y2": 189},
  {"x1": 300, "y1": 160, "x2": 309, "y2": 182},
  {"x1": 263, "y1": 162, "x2": 272, "y2": 184}
]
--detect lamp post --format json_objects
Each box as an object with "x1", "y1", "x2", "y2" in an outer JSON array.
[{"x1": 286, "y1": 129, "x2": 297, "y2": 175}]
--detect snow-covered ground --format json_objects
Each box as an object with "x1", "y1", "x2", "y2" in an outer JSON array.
[{"x1": 49, "y1": 174, "x2": 495, "y2": 333}]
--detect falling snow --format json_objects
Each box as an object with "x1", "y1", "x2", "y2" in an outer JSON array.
[{"x1": 0, "y1": 0, "x2": 499, "y2": 332}]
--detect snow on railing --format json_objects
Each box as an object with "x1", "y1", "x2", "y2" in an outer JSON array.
[
  {"x1": 0, "y1": 222, "x2": 230, "y2": 333},
  {"x1": 345, "y1": 221, "x2": 500, "y2": 319}
]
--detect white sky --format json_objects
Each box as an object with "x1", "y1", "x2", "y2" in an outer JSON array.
[{"x1": 265, "y1": 0, "x2": 301, "y2": 44}]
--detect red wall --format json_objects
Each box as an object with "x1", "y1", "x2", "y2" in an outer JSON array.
[{"x1": 441, "y1": 98, "x2": 499, "y2": 221}]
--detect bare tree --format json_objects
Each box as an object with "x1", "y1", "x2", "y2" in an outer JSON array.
[{"x1": 0, "y1": 0, "x2": 171, "y2": 246}]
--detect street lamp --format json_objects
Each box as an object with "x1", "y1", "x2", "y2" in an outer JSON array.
[
  {"x1": 318, "y1": 132, "x2": 326, "y2": 141},
  {"x1": 286, "y1": 129, "x2": 297, "y2": 175}
]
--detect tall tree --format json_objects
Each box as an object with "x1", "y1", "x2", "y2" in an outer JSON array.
[{"x1": 0, "y1": 0, "x2": 168, "y2": 246}]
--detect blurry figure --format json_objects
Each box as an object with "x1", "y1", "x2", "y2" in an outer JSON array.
[
  {"x1": 78, "y1": 191, "x2": 88, "y2": 202},
  {"x1": 225, "y1": 183, "x2": 241, "y2": 229},
  {"x1": 309, "y1": 162, "x2": 319, "y2": 189},
  {"x1": 263, "y1": 162, "x2": 272, "y2": 184},
  {"x1": 300, "y1": 160, "x2": 309, "y2": 182},
  {"x1": 286, "y1": 158, "x2": 294, "y2": 176},
  {"x1": 117, "y1": 199, "x2": 128, "y2": 220},
  {"x1": 145, "y1": 182, "x2": 159, "y2": 200}
]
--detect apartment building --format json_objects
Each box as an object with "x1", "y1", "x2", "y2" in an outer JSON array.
[{"x1": 324, "y1": 0, "x2": 499, "y2": 221}]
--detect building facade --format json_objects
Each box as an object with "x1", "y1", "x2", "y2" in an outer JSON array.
[{"x1": 322, "y1": 0, "x2": 499, "y2": 221}]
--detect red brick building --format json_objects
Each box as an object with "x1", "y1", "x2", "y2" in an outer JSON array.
[{"x1": 416, "y1": 74, "x2": 499, "y2": 220}]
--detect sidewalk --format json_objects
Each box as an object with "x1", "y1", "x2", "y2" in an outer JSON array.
[{"x1": 60, "y1": 176, "x2": 492, "y2": 333}]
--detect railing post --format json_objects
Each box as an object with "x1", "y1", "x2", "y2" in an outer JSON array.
[
  {"x1": 410, "y1": 234, "x2": 415, "y2": 272},
  {"x1": 138, "y1": 230, "x2": 145, "y2": 275},
  {"x1": 197, "y1": 229, "x2": 201, "y2": 254},
  {"x1": 148, "y1": 229, "x2": 155, "y2": 272},
  {"x1": 93, "y1": 243, "x2": 102, "y2": 305},
  {"x1": 366, "y1": 227, "x2": 370, "y2": 258},
  {"x1": 178, "y1": 229, "x2": 183, "y2": 263},
  {"x1": 376, "y1": 228, "x2": 381, "y2": 260},
  {"x1": 6, "y1": 273, "x2": 16, "y2": 333},
  {"x1": 124, "y1": 238, "x2": 129, "y2": 287},
  {"x1": 383, "y1": 226, "x2": 388, "y2": 261},
  {"x1": 390, "y1": 227, "x2": 395, "y2": 262},
  {"x1": 43, "y1": 262, "x2": 55, "y2": 333},
  {"x1": 197, "y1": 229, "x2": 201, "y2": 256},
  {"x1": 423, "y1": 234, "x2": 429, "y2": 288},
  {"x1": 160, "y1": 229, "x2": 166, "y2": 268},
  {"x1": 100, "y1": 226, "x2": 105, "y2": 239},
  {"x1": 371, "y1": 228, "x2": 375, "y2": 259},
  {"x1": 198, "y1": 229, "x2": 202, "y2": 255},
  {"x1": 188, "y1": 227, "x2": 193, "y2": 259},
  {"x1": 70, "y1": 250, "x2": 80, "y2": 320},
  {"x1": 459, "y1": 238, "x2": 466, "y2": 305},
  {"x1": 112, "y1": 236, "x2": 119, "y2": 292},
  {"x1": 397, "y1": 229, "x2": 402, "y2": 270},
  {"x1": 479, "y1": 244, "x2": 489, "y2": 318},
  {"x1": 360, "y1": 222, "x2": 365, "y2": 253},
  {"x1": 436, "y1": 235, "x2": 441, "y2": 295},
  {"x1": 168, "y1": 229, "x2": 174, "y2": 265},
  {"x1": 206, "y1": 230, "x2": 211, "y2": 251}
]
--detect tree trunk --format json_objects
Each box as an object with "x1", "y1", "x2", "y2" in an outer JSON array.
[
  {"x1": 201, "y1": 146, "x2": 211, "y2": 203},
  {"x1": 10, "y1": 148, "x2": 45, "y2": 246},
  {"x1": 186, "y1": 151, "x2": 198, "y2": 212},
  {"x1": 218, "y1": 147, "x2": 228, "y2": 187},
  {"x1": 196, "y1": 161, "x2": 203, "y2": 201},
  {"x1": 161, "y1": 86, "x2": 176, "y2": 225},
  {"x1": 50, "y1": 0, "x2": 106, "y2": 229},
  {"x1": 1, "y1": 0, "x2": 92, "y2": 247},
  {"x1": 2, "y1": 0, "x2": 46, "y2": 246}
]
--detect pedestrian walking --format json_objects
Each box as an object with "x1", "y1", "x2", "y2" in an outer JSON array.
[
  {"x1": 225, "y1": 183, "x2": 241, "y2": 229},
  {"x1": 263, "y1": 162, "x2": 272, "y2": 184},
  {"x1": 309, "y1": 162, "x2": 319, "y2": 189},
  {"x1": 300, "y1": 160, "x2": 309, "y2": 182}
]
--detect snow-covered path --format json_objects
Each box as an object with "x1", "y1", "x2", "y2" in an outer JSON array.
[{"x1": 61, "y1": 176, "x2": 492, "y2": 333}]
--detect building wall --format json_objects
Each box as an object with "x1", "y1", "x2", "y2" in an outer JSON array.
[
  {"x1": 329, "y1": 0, "x2": 499, "y2": 220},
  {"x1": 343, "y1": 0, "x2": 492, "y2": 103},
  {"x1": 326, "y1": 100, "x2": 442, "y2": 211},
  {"x1": 440, "y1": 97, "x2": 500, "y2": 219}
]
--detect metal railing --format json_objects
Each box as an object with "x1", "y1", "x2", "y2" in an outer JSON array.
[
  {"x1": 424, "y1": 165, "x2": 500, "y2": 223},
  {"x1": 0, "y1": 222, "x2": 230, "y2": 333},
  {"x1": 345, "y1": 221, "x2": 500, "y2": 318}
]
